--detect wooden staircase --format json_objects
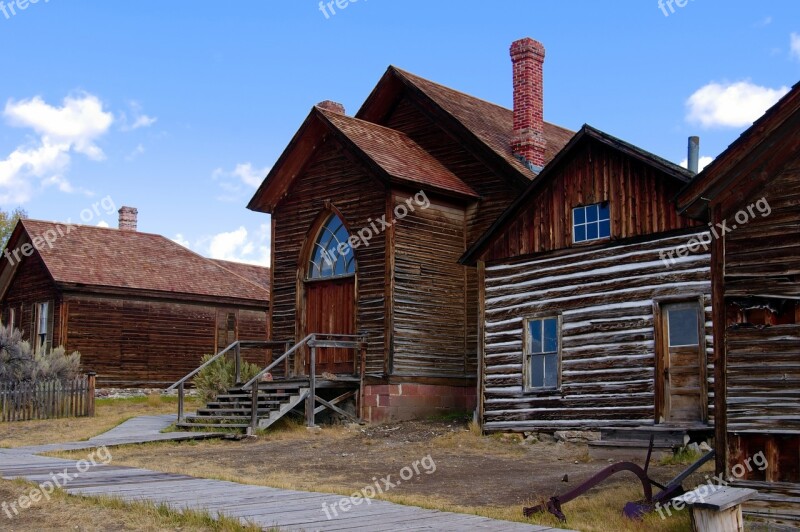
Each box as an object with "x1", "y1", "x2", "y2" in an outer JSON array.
[
  {"x1": 177, "y1": 380, "x2": 310, "y2": 431},
  {"x1": 167, "y1": 334, "x2": 368, "y2": 433}
]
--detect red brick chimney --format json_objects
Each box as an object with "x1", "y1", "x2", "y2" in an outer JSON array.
[
  {"x1": 510, "y1": 38, "x2": 546, "y2": 170},
  {"x1": 317, "y1": 100, "x2": 346, "y2": 114},
  {"x1": 118, "y1": 206, "x2": 138, "y2": 232}
]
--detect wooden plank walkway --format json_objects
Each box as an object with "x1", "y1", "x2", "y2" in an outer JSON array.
[{"x1": 0, "y1": 415, "x2": 566, "y2": 531}]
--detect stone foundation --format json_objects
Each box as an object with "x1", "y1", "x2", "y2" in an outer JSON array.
[{"x1": 361, "y1": 383, "x2": 476, "y2": 423}]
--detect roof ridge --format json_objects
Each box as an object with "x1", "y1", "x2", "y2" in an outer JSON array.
[{"x1": 390, "y1": 65, "x2": 568, "y2": 131}]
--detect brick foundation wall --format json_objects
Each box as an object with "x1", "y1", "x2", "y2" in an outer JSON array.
[{"x1": 361, "y1": 383, "x2": 477, "y2": 423}]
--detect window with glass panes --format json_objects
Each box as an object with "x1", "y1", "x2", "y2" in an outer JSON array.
[
  {"x1": 573, "y1": 202, "x2": 610, "y2": 243},
  {"x1": 525, "y1": 316, "x2": 560, "y2": 389}
]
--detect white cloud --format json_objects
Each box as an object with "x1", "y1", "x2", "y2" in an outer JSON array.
[
  {"x1": 756, "y1": 16, "x2": 772, "y2": 28},
  {"x1": 680, "y1": 156, "x2": 715, "y2": 173},
  {"x1": 791, "y1": 33, "x2": 800, "y2": 61},
  {"x1": 0, "y1": 93, "x2": 113, "y2": 204},
  {"x1": 686, "y1": 81, "x2": 790, "y2": 128},
  {"x1": 212, "y1": 163, "x2": 269, "y2": 202},
  {"x1": 125, "y1": 143, "x2": 145, "y2": 162},
  {"x1": 172, "y1": 233, "x2": 192, "y2": 249},
  {"x1": 119, "y1": 101, "x2": 157, "y2": 131},
  {"x1": 177, "y1": 224, "x2": 270, "y2": 266},
  {"x1": 97, "y1": 220, "x2": 110, "y2": 228}
]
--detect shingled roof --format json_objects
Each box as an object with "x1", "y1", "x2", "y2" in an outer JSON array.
[
  {"x1": 5, "y1": 220, "x2": 270, "y2": 305},
  {"x1": 211, "y1": 259, "x2": 271, "y2": 292},
  {"x1": 319, "y1": 108, "x2": 478, "y2": 198},
  {"x1": 389, "y1": 67, "x2": 574, "y2": 176}
]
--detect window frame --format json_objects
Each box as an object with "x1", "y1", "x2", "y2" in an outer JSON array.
[
  {"x1": 523, "y1": 313, "x2": 563, "y2": 392},
  {"x1": 572, "y1": 202, "x2": 611, "y2": 244},
  {"x1": 35, "y1": 301, "x2": 49, "y2": 350},
  {"x1": 306, "y1": 213, "x2": 357, "y2": 282}
]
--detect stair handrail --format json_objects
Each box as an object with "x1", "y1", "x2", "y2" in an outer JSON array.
[
  {"x1": 240, "y1": 334, "x2": 315, "y2": 390},
  {"x1": 166, "y1": 341, "x2": 240, "y2": 393}
]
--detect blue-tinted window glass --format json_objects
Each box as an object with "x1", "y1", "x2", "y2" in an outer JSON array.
[
  {"x1": 573, "y1": 202, "x2": 611, "y2": 243},
  {"x1": 308, "y1": 214, "x2": 357, "y2": 279},
  {"x1": 528, "y1": 317, "x2": 560, "y2": 389}
]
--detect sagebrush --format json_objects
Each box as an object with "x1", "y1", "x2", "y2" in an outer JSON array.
[
  {"x1": 193, "y1": 354, "x2": 261, "y2": 402},
  {"x1": 0, "y1": 326, "x2": 81, "y2": 383}
]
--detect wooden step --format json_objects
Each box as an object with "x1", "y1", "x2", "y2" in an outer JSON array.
[{"x1": 177, "y1": 422, "x2": 251, "y2": 429}]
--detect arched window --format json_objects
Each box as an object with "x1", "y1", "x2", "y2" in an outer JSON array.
[{"x1": 307, "y1": 214, "x2": 357, "y2": 279}]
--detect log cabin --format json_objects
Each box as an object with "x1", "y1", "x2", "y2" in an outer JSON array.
[
  {"x1": 247, "y1": 38, "x2": 574, "y2": 422},
  {"x1": 460, "y1": 124, "x2": 715, "y2": 449},
  {"x1": 677, "y1": 82, "x2": 800, "y2": 524},
  {"x1": 0, "y1": 208, "x2": 271, "y2": 387}
]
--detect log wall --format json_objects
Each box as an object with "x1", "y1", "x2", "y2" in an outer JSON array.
[{"x1": 482, "y1": 231, "x2": 713, "y2": 432}]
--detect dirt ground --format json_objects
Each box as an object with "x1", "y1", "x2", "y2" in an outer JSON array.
[{"x1": 97, "y1": 418, "x2": 707, "y2": 530}]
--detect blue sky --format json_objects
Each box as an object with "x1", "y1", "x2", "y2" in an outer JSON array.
[{"x1": 0, "y1": 0, "x2": 797, "y2": 265}]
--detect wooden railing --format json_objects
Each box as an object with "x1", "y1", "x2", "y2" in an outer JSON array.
[
  {"x1": 166, "y1": 340, "x2": 290, "y2": 424},
  {"x1": 0, "y1": 372, "x2": 96, "y2": 422},
  {"x1": 169, "y1": 334, "x2": 368, "y2": 429}
]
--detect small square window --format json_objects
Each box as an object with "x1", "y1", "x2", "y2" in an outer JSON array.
[{"x1": 573, "y1": 202, "x2": 611, "y2": 243}]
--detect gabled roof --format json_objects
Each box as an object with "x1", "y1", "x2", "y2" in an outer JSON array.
[
  {"x1": 460, "y1": 124, "x2": 695, "y2": 264},
  {"x1": 1, "y1": 220, "x2": 270, "y2": 306},
  {"x1": 357, "y1": 66, "x2": 574, "y2": 184},
  {"x1": 678, "y1": 81, "x2": 800, "y2": 221},
  {"x1": 247, "y1": 106, "x2": 478, "y2": 213},
  {"x1": 211, "y1": 259, "x2": 270, "y2": 292}
]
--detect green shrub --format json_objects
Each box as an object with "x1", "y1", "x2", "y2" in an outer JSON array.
[
  {"x1": 192, "y1": 354, "x2": 262, "y2": 402},
  {"x1": 0, "y1": 326, "x2": 80, "y2": 383}
]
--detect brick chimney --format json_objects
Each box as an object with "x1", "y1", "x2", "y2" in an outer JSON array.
[
  {"x1": 510, "y1": 38, "x2": 546, "y2": 170},
  {"x1": 118, "y1": 206, "x2": 138, "y2": 231},
  {"x1": 317, "y1": 100, "x2": 346, "y2": 114}
]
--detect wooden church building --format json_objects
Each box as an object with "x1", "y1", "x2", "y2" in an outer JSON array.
[{"x1": 247, "y1": 38, "x2": 573, "y2": 421}]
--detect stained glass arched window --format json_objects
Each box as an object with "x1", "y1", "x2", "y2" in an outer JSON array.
[{"x1": 307, "y1": 214, "x2": 357, "y2": 279}]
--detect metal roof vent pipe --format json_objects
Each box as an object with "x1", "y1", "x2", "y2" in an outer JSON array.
[{"x1": 688, "y1": 136, "x2": 700, "y2": 174}]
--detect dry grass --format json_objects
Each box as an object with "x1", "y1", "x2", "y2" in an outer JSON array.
[
  {"x1": 0, "y1": 478, "x2": 264, "y2": 531},
  {"x1": 0, "y1": 395, "x2": 200, "y2": 448}
]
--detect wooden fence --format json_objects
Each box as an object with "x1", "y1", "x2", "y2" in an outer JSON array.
[{"x1": 0, "y1": 372, "x2": 96, "y2": 422}]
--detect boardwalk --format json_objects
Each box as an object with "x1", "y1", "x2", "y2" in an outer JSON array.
[{"x1": 0, "y1": 416, "x2": 565, "y2": 531}]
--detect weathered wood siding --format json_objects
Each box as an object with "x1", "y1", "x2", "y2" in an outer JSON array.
[
  {"x1": 382, "y1": 96, "x2": 525, "y2": 244},
  {"x1": 270, "y1": 137, "x2": 387, "y2": 374},
  {"x1": 2, "y1": 252, "x2": 62, "y2": 347},
  {"x1": 484, "y1": 140, "x2": 700, "y2": 262},
  {"x1": 482, "y1": 232, "x2": 713, "y2": 432},
  {"x1": 63, "y1": 295, "x2": 268, "y2": 386},
  {"x1": 720, "y1": 160, "x2": 800, "y2": 520},
  {"x1": 392, "y1": 193, "x2": 473, "y2": 377}
]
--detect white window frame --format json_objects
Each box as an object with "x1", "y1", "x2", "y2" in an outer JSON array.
[
  {"x1": 572, "y1": 202, "x2": 611, "y2": 244},
  {"x1": 523, "y1": 314, "x2": 562, "y2": 392}
]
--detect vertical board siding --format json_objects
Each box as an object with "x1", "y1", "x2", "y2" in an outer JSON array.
[
  {"x1": 392, "y1": 195, "x2": 471, "y2": 376},
  {"x1": 271, "y1": 138, "x2": 387, "y2": 374},
  {"x1": 484, "y1": 141, "x2": 700, "y2": 262},
  {"x1": 482, "y1": 232, "x2": 713, "y2": 432},
  {"x1": 64, "y1": 296, "x2": 267, "y2": 386}
]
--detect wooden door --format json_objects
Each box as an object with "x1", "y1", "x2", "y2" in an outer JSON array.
[
  {"x1": 657, "y1": 301, "x2": 707, "y2": 424},
  {"x1": 304, "y1": 277, "x2": 356, "y2": 374}
]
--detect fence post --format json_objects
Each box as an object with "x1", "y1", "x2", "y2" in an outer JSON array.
[
  {"x1": 86, "y1": 371, "x2": 96, "y2": 417},
  {"x1": 177, "y1": 382, "x2": 185, "y2": 424}
]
